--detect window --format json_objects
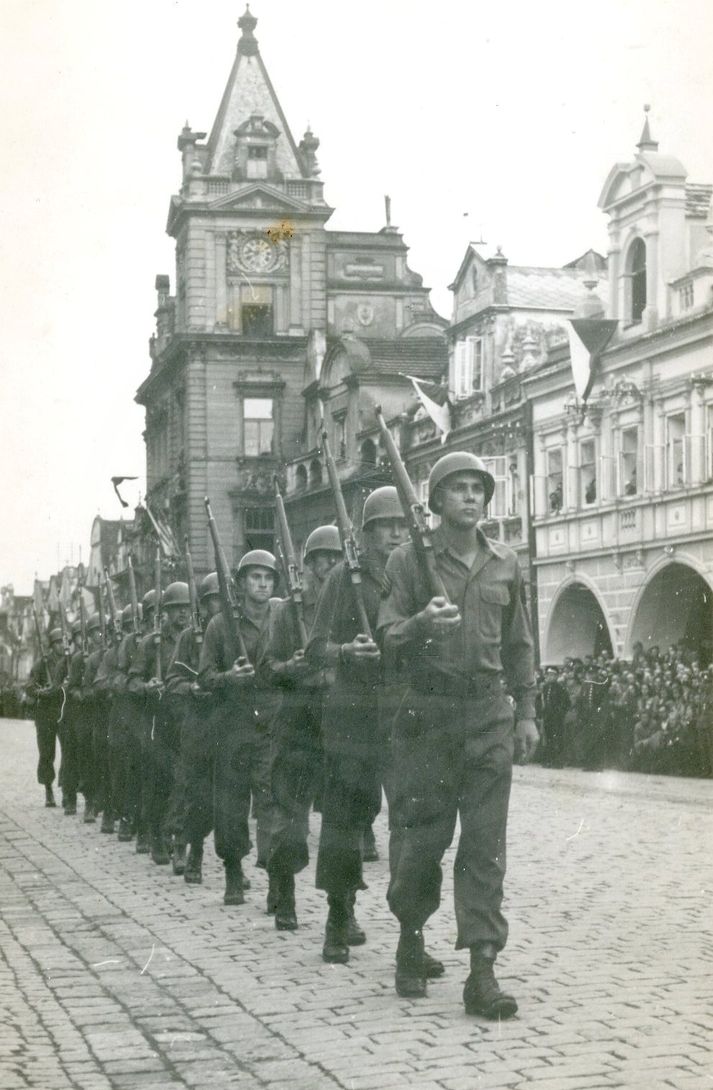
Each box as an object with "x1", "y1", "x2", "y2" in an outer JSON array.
[
  {"x1": 619, "y1": 426, "x2": 640, "y2": 496},
  {"x1": 247, "y1": 144, "x2": 268, "y2": 179},
  {"x1": 295, "y1": 464, "x2": 308, "y2": 491},
  {"x1": 243, "y1": 398, "x2": 274, "y2": 456},
  {"x1": 453, "y1": 337, "x2": 484, "y2": 398},
  {"x1": 547, "y1": 449, "x2": 563, "y2": 513},
  {"x1": 508, "y1": 460, "x2": 520, "y2": 516},
  {"x1": 244, "y1": 507, "x2": 274, "y2": 552},
  {"x1": 241, "y1": 285, "x2": 273, "y2": 337},
  {"x1": 580, "y1": 439, "x2": 597, "y2": 505},
  {"x1": 627, "y1": 238, "x2": 647, "y2": 323},
  {"x1": 679, "y1": 281, "x2": 694, "y2": 311},
  {"x1": 481, "y1": 456, "x2": 511, "y2": 519},
  {"x1": 334, "y1": 414, "x2": 347, "y2": 459},
  {"x1": 666, "y1": 413, "x2": 686, "y2": 488},
  {"x1": 360, "y1": 439, "x2": 376, "y2": 466}
]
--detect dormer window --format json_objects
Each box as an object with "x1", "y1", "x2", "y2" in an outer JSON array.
[{"x1": 247, "y1": 144, "x2": 268, "y2": 179}]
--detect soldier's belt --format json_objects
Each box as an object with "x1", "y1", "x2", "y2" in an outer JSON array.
[{"x1": 410, "y1": 671, "x2": 502, "y2": 699}]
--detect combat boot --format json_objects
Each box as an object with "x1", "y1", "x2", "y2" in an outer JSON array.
[
  {"x1": 184, "y1": 844, "x2": 203, "y2": 885},
  {"x1": 172, "y1": 840, "x2": 187, "y2": 876},
  {"x1": 362, "y1": 823, "x2": 379, "y2": 862},
  {"x1": 44, "y1": 785, "x2": 56, "y2": 808},
  {"x1": 135, "y1": 828, "x2": 150, "y2": 854},
  {"x1": 266, "y1": 870, "x2": 279, "y2": 915},
  {"x1": 63, "y1": 793, "x2": 77, "y2": 816},
  {"x1": 117, "y1": 818, "x2": 133, "y2": 842},
  {"x1": 83, "y1": 801, "x2": 96, "y2": 824},
  {"x1": 423, "y1": 950, "x2": 445, "y2": 979},
  {"x1": 223, "y1": 860, "x2": 245, "y2": 906},
  {"x1": 274, "y1": 872, "x2": 298, "y2": 931},
  {"x1": 463, "y1": 948, "x2": 518, "y2": 1020},
  {"x1": 395, "y1": 927, "x2": 427, "y2": 998},
  {"x1": 346, "y1": 889, "x2": 366, "y2": 945},
  {"x1": 322, "y1": 895, "x2": 349, "y2": 964},
  {"x1": 100, "y1": 811, "x2": 115, "y2": 835},
  {"x1": 150, "y1": 834, "x2": 170, "y2": 865}
]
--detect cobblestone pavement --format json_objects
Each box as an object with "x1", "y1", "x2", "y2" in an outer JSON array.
[{"x1": 1, "y1": 717, "x2": 712, "y2": 1090}]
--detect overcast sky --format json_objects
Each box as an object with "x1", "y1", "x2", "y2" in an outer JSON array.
[{"x1": 1, "y1": 0, "x2": 712, "y2": 594}]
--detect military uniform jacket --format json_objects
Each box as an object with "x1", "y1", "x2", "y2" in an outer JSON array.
[
  {"x1": 199, "y1": 607, "x2": 280, "y2": 728},
  {"x1": 378, "y1": 526, "x2": 536, "y2": 721},
  {"x1": 27, "y1": 651, "x2": 67, "y2": 723}
]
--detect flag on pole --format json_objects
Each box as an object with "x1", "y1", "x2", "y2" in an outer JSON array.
[
  {"x1": 142, "y1": 503, "x2": 180, "y2": 559},
  {"x1": 401, "y1": 374, "x2": 451, "y2": 442}
]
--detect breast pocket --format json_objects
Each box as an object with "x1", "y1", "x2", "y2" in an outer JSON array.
[{"x1": 478, "y1": 584, "x2": 510, "y2": 640}]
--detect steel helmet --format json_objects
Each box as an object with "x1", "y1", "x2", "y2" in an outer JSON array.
[
  {"x1": 199, "y1": 572, "x2": 220, "y2": 600},
  {"x1": 362, "y1": 486, "x2": 403, "y2": 528},
  {"x1": 236, "y1": 550, "x2": 279, "y2": 577},
  {"x1": 48, "y1": 628, "x2": 63, "y2": 645},
  {"x1": 142, "y1": 589, "x2": 157, "y2": 612},
  {"x1": 71, "y1": 620, "x2": 83, "y2": 637},
  {"x1": 304, "y1": 525, "x2": 341, "y2": 560},
  {"x1": 428, "y1": 451, "x2": 495, "y2": 510},
  {"x1": 162, "y1": 581, "x2": 190, "y2": 607},
  {"x1": 87, "y1": 613, "x2": 101, "y2": 633},
  {"x1": 122, "y1": 603, "x2": 142, "y2": 625}
]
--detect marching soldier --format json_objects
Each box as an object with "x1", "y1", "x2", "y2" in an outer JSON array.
[
  {"x1": 109, "y1": 603, "x2": 144, "y2": 842},
  {"x1": 94, "y1": 611, "x2": 124, "y2": 833},
  {"x1": 131, "y1": 590, "x2": 158, "y2": 854},
  {"x1": 378, "y1": 452, "x2": 538, "y2": 1017},
  {"x1": 128, "y1": 582, "x2": 189, "y2": 865},
  {"x1": 78, "y1": 614, "x2": 104, "y2": 822},
  {"x1": 260, "y1": 524, "x2": 342, "y2": 930},
  {"x1": 306, "y1": 487, "x2": 408, "y2": 964},
  {"x1": 27, "y1": 628, "x2": 67, "y2": 808},
  {"x1": 60, "y1": 620, "x2": 85, "y2": 816},
  {"x1": 164, "y1": 573, "x2": 222, "y2": 882},
  {"x1": 199, "y1": 550, "x2": 280, "y2": 906}
]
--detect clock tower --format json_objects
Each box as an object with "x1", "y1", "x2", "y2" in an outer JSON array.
[{"x1": 136, "y1": 7, "x2": 446, "y2": 572}]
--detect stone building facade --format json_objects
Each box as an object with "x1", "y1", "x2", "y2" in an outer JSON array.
[{"x1": 136, "y1": 8, "x2": 446, "y2": 573}]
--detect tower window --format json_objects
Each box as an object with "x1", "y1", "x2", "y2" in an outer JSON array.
[
  {"x1": 247, "y1": 144, "x2": 268, "y2": 179},
  {"x1": 627, "y1": 238, "x2": 647, "y2": 323},
  {"x1": 240, "y1": 285, "x2": 273, "y2": 336}
]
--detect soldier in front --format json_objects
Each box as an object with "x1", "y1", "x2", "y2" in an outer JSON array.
[{"x1": 378, "y1": 452, "x2": 538, "y2": 1019}]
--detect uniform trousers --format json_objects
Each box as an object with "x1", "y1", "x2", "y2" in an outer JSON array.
[
  {"x1": 147, "y1": 707, "x2": 179, "y2": 841},
  {"x1": 268, "y1": 693, "x2": 324, "y2": 876},
  {"x1": 59, "y1": 709, "x2": 80, "y2": 801},
  {"x1": 174, "y1": 700, "x2": 216, "y2": 847},
  {"x1": 315, "y1": 680, "x2": 382, "y2": 897},
  {"x1": 76, "y1": 705, "x2": 97, "y2": 805},
  {"x1": 387, "y1": 682, "x2": 514, "y2": 952},
  {"x1": 35, "y1": 716, "x2": 61, "y2": 786},
  {"x1": 92, "y1": 697, "x2": 112, "y2": 813},
  {"x1": 213, "y1": 706, "x2": 273, "y2": 867}
]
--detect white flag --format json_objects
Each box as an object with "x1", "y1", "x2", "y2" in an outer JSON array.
[{"x1": 402, "y1": 374, "x2": 451, "y2": 442}]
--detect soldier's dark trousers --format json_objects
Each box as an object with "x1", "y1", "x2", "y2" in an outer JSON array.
[
  {"x1": 387, "y1": 685, "x2": 514, "y2": 952},
  {"x1": 92, "y1": 712, "x2": 111, "y2": 814},
  {"x1": 213, "y1": 711, "x2": 272, "y2": 866},
  {"x1": 108, "y1": 710, "x2": 132, "y2": 824},
  {"x1": 315, "y1": 684, "x2": 381, "y2": 896},
  {"x1": 76, "y1": 709, "x2": 97, "y2": 804},
  {"x1": 269, "y1": 698, "x2": 323, "y2": 875},
  {"x1": 128, "y1": 713, "x2": 151, "y2": 838},
  {"x1": 178, "y1": 710, "x2": 215, "y2": 847},
  {"x1": 148, "y1": 713, "x2": 179, "y2": 840},
  {"x1": 59, "y1": 716, "x2": 80, "y2": 801},
  {"x1": 35, "y1": 717, "x2": 60, "y2": 786}
]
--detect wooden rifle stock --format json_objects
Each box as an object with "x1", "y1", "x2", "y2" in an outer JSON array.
[
  {"x1": 184, "y1": 536, "x2": 203, "y2": 646},
  {"x1": 374, "y1": 405, "x2": 450, "y2": 602},
  {"x1": 77, "y1": 568, "x2": 88, "y2": 654},
  {"x1": 321, "y1": 430, "x2": 373, "y2": 639},
  {"x1": 103, "y1": 569, "x2": 121, "y2": 643},
  {"x1": 204, "y1": 498, "x2": 248, "y2": 663},
  {"x1": 274, "y1": 477, "x2": 308, "y2": 649},
  {"x1": 32, "y1": 607, "x2": 51, "y2": 685},
  {"x1": 96, "y1": 581, "x2": 107, "y2": 650},
  {"x1": 127, "y1": 555, "x2": 141, "y2": 638},
  {"x1": 153, "y1": 547, "x2": 163, "y2": 683}
]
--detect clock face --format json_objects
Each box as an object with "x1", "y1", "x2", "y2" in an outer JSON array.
[{"x1": 241, "y1": 236, "x2": 275, "y2": 272}]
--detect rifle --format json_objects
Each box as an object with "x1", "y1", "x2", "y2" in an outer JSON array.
[
  {"x1": 103, "y1": 569, "x2": 121, "y2": 643},
  {"x1": 77, "y1": 567, "x2": 88, "y2": 654},
  {"x1": 153, "y1": 546, "x2": 163, "y2": 683},
  {"x1": 374, "y1": 405, "x2": 450, "y2": 602},
  {"x1": 204, "y1": 497, "x2": 248, "y2": 663},
  {"x1": 127, "y1": 555, "x2": 141, "y2": 637},
  {"x1": 96, "y1": 580, "x2": 107, "y2": 651},
  {"x1": 57, "y1": 599, "x2": 72, "y2": 671},
  {"x1": 184, "y1": 536, "x2": 203, "y2": 646},
  {"x1": 321, "y1": 429, "x2": 373, "y2": 638},
  {"x1": 32, "y1": 607, "x2": 51, "y2": 686},
  {"x1": 274, "y1": 477, "x2": 308, "y2": 649}
]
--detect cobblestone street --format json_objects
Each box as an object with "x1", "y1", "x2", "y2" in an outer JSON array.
[{"x1": 1, "y1": 717, "x2": 712, "y2": 1090}]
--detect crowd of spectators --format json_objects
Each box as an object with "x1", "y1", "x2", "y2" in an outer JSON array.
[{"x1": 535, "y1": 642, "x2": 713, "y2": 778}]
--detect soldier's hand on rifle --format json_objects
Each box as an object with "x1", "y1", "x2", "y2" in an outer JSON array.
[
  {"x1": 145, "y1": 677, "x2": 163, "y2": 693},
  {"x1": 340, "y1": 634, "x2": 381, "y2": 663},
  {"x1": 284, "y1": 649, "x2": 311, "y2": 676},
  {"x1": 228, "y1": 657, "x2": 255, "y2": 684},
  {"x1": 418, "y1": 597, "x2": 461, "y2": 638}
]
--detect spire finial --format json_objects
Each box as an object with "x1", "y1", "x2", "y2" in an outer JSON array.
[
  {"x1": 238, "y1": 5, "x2": 258, "y2": 55},
  {"x1": 637, "y1": 104, "x2": 658, "y2": 152}
]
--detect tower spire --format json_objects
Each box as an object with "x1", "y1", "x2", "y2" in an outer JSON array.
[
  {"x1": 636, "y1": 104, "x2": 659, "y2": 153},
  {"x1": 238, "y1": 5, "x2": 258, "y2": 56}
]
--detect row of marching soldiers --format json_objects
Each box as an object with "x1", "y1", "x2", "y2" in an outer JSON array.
[{"x1": 27, "y1": 444, "x2": 540, "y2": 1022}]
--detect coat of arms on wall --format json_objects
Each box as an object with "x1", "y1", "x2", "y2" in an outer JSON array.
[
  {"x1": 226, "y1": 231, "x2": 289, "y2": 275},
  {"x1": 356, "y1": 303, "x2": 375, "y2": 327}
]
